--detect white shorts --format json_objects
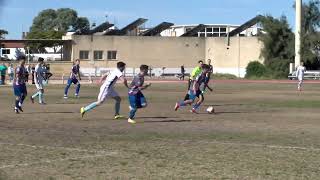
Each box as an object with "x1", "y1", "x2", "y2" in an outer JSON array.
[
  {"x1": 35, "y1": 83, "x2": 44, "y2": 90},
  {"x1": 98, "y1": 86, "x2": 119, "y2": 102}
]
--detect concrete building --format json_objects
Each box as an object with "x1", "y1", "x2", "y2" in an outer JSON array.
[{"x1": 62, "y1": 35, "x2": 263, "y2": 78}]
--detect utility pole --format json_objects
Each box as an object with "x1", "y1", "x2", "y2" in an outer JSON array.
[{"x1": 295, "y1": 0, "x2": 302, "y2": 68}]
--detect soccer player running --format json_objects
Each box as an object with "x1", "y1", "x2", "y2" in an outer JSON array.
[
  {"x1": 80, "y1": 62, "x2": 129, "y2": 119},
  {"x1": 13, "y1": 56, "x2": 28, "y2": 114},
  {"x1": 64, "y1": 59, "x2": 81, "y2": 99},
  {"x1": 296, "y1": 62, "x2": 306, "y2": 91},
  {"x1": 30, "y1": 57, "x2": 47, "y2": 104},
  {"x1": 127, "y1": 65, "x2": 151, "y2": 124},
  {"x1": 175, "y1": 64, "x2": 212, "y2": 113}
]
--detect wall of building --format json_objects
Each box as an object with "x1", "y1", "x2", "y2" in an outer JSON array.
[
  {"x1": 71, "y1": 35, "x2": 206, "y2": 68},
  {"x1": 205, "y1": 37, "x2": 263, "y2": 77},
  {"x1": 63, "y1": 35, "x2": 263, "y2": 77}
]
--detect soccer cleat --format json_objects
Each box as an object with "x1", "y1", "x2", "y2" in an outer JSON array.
[
  {"x1": 39, "y1": 102, "x2": 47, "y2": 105},
  {"x1": 114, "y1": 115, "x2": 124, "y2": 119},
  {"x1": 128, "y1": 118, "x2": 136, "y2": 124},
  {"x1": 14, "y1": 108, "x2": 19, "y2": 114},
  {"x1": 17, "y1": 106, "x2": 23, "y2": 112},
  {"x1": 63, "y1": 95, "x2": 68, "y2": 99},
  {"x1": 174, "y1": 102, "x2": 180, "y2": 111},
  {"x1": 80, "y1": 107, "x2": 85, "y2": 118},
  {"x1": 190, "y1": 108, "x2": 198, "y2": 114},
  {"x1": 30, "y1": 96, "x2": 34, "y2": 104}
]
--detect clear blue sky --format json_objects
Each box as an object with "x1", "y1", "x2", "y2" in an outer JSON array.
[{"x1": 0, "y1": 0, "x2": 302, "y2": 39}]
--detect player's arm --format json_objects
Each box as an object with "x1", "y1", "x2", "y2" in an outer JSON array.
[
  {"x1": 118, "y1": 76, "x2": 129, "y2": 88},
  {"x1": 205, "y1": 83, "x2": 213, "y2": 92},
  {"x1": 99, "y1": 73, "x2": 108, "y2": 84},
  {"x1": 139, "y1": 83, "x2": 151, "y2": 90}
]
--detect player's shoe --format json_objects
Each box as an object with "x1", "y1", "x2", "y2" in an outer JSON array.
[
  {"x1": 30, "y1": 96, "x2": 34, "y2": 104},
  {"x1": 174, "y1": 102, "x2": 180, "y2": 111},
  {"x1": 63, "y1": 95, "x2": 68, "y2": 99},
  {"x1": 75, "y1": 94, "x2": 79, "y2": 98},
  {"x1": 114, "y1": 115, "x2": 124, "y2": 119},
  {"x1": 39, "y1": 102, "x2": 47, "y2": 105},
  {"x1": 128, "y1": 118, "x2": 136, "y2": 124},
  {"x1": 14, "y1": 108, "x2": 19, "y2": 114},
  {"x1": 190, "y1": 108, "x2": 198, "y2": 114},
  {"x1": 17, "y1": 106, "x2": 23, "y2": 112},
  {"x1": 80, "y1": 107, "x2": 86, "y2": 118}
]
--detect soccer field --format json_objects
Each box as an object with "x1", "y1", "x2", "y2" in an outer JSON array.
[{"x1": 0, "y1": 82, "x2": 320, "y2": 179}]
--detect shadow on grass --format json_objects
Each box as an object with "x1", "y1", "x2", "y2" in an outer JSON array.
[
  {"x1": 138, "y1": 116, "x2": 178, "y2": 119},
  {"x1": 23, "y1": 111, "x2": 77, "y2": 114},
  {"x1": 141, "y1": 119, "x2": 203, "y2": 123}
]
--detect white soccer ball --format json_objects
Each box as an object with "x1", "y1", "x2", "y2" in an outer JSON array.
[{"x1": 206, "y1": 106, "x2": 215, "y2": 114}]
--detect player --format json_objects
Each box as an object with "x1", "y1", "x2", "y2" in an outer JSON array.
[
  {"x1": 30, "y1": 57, "x2": 47, "y2": 104},
  {"x1": 13, "y1": 56, "x2": 28, "y2": 114},
  {"x1": 64, "y1": 59, "x2": 81, "y2": 99},
  {"x1": 175, "y1": 64, "x2": 212, "y2": 113},
  {"x1": 203, "y1": 59, "x2": 213, "y2": 92},
  {"x1": 80, "y1": 62, "x2": 129, "y2": 119},
  {"x1": 127, "y1": 65, "x2": 151, "y2": 124},
  {"x1": 296, "y1": 62, "x2": 306, "y2": 91}
]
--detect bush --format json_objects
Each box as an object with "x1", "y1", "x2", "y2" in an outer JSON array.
[{"x1": 245, "y1": 61, "x2": 267, "y2": 78}]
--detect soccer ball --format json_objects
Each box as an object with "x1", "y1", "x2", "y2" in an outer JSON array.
[{"x1": 206, "y1": 106, "x2": 215, "y2": 114}]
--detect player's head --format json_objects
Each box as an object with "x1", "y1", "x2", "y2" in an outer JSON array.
[
  {"x1": 198, "y1": 60, "x2": 204, "y2": 66},
  {"x1": 117, "y1": 61, "x2": 126, "y2": 72},
  {"x1": 300, "y1": 62, "x2": 304, "y2": 66},
  {"x1": 140, "y1": 64, "x2": 149, "y2": 76},
  {"x1": 38, "y1": 57, "x2": 44, "y2": 64},
  {"x1": 201, "y1": 64, "x2": 210, "y2": 73},
  {"x1": 207, "y1": 59, "x2": 212, "y2": 64},
  {"x1": 17, "y1": 55, "x2": 26, "y2": 66},
  {"x1": 74, "y1": 59, "x2": 80, "y2": 65}
]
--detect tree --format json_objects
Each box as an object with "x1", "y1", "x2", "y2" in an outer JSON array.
[
  {"x1": 0, "y1": 29, "x2": 8, "y2": 39},
  {"x1": 73, "y1": 17, "x2": 90, "y2": 33}
]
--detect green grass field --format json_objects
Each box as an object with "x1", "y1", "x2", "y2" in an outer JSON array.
[{"x1": 0, "y1": 82, "x2": 320, "y2": 179}]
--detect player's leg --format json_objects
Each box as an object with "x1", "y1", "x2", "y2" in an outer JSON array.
[
  {"x1": 109, "y1": 89, "x2": 123, "y2": 119},
  {"x1": 19, "y1": 84, "x2": 27, "y2": 108},
  {"x1": 80, "y1": 85, "x2": 107, "y2": 117},
  {"x1": 175, "y1": 91, "x2": 195, "y2": 111},
  {"x1": 298, "y1": 79, "x2": 303, "y2": 91},
  {"x1": 191, "y1": 93, "x2": 204, "y2": 113},
  {"x1": 75, "y1": 79, "x2": 80, "y2": 97},
  {"x1": 128, "y1": 94, "x2": 137, "y2": 123},
  {"x1": 64, "y1": 78, "x2": 72, "y2": 98}
]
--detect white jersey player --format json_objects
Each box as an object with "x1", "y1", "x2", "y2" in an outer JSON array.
[
  {"x1": 30, "y1": 57, "x2": 47, "y2": 104},
  {"x1": 80, "y1": 62, "x2": 129, "y2": 119},
  {"x1": 296, "y1": 62, "x2": 306, "y2": 91}
]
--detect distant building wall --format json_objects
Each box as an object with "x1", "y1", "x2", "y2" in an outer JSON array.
[{"x1": 64, "y1": 35, "x2": 263, "y2": 77}]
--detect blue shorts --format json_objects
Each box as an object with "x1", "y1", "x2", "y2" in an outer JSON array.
[
  {"x1": 67, "y1": 78, "x2": 79, "y2": 85},
  {"x1": 129, "y1": 91, "x2": 147, "y2": 109},
  {"x1": 13, "y1": 84, "x2": 27, "y2": 96},
  {"x1": 187, "y1": 90, "x2": 202, "y2": 101}
]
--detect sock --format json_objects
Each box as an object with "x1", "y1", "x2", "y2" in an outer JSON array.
[
  {"x1": 15, "y1": 100, "x2": 19, "y2": 108},
  {"x1": 75, "y1": 84, "x2": 81, "y2": 95},
  {"x1": 84, "y1": 102, "x2": 98, "y2": 112},
  {"x1": 115, "y1": 100, "x2": 121, "y2": 115},
  {"x1": 39, "y1": 92, "x2": 43, "y2": 103},
  {"x1": 193, "y1": 103, "x2": 201, "y2": 110},
  {"x1": 64, "y1": 83, "x2": 71, "y2": 96},
  {"x1": 19, "y1": 95, "x2": 26, "y2": 106},
  {"x1": 129, "y1": 108, "x2": 137, "y2": 119},
  {"x1": 32, "y1": 92, "x2": 40, "y2": 99}
]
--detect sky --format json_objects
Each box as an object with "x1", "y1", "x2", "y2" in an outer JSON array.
[{"x1": 0, "y1": 0, "x2": 304, "y2": 39}]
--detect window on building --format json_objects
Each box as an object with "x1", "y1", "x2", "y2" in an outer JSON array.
[
  {"x1": 107, "y1": 51, "x2": 117, "y2": 60},
  {"x1": 220, "y1": 33, "x2": 227, "y2": 37},
  {"x1": 206, "y1": 28, "x2": 213, "y2": 32},
  {"x1": 2, "y1": 49, "x2": 10, "y2": 54},
  {"x1": 79, "y1": 51, "x2": 89, "y2": 59},
  {"x1": 94, "y1": 51, "x2": 103, "y2": 60},
  {"x1": 212, "y1": 33, "x2": 220, "y2": 37},
  {"x1": 213, "y1": 28, "x2": 219, "y2": 33},
  {"x1": 220, "y1": 28, "x2": 227, "y2": 32}
]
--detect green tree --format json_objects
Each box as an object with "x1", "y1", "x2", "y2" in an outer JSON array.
[
  {"x1": 73, "y1": 17, "x2": 90, "y2": 33},
  {"x1": 259, "y1": 15, "x2": 295, "y2": 78},
  {"x1": 0, "y1": 29, "x2": 8, "y2": 39}
]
